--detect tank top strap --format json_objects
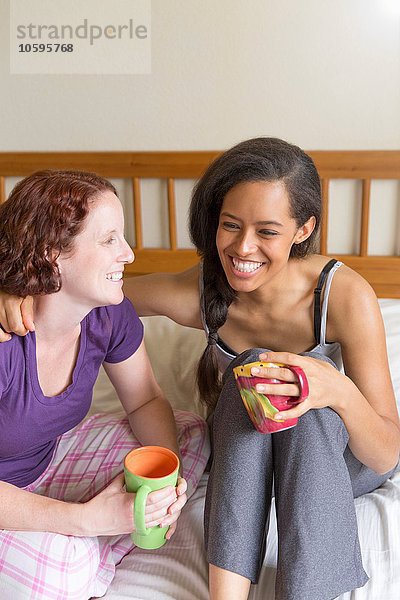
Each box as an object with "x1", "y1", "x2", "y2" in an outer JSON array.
[{"x1": 313, "y1": 260, "x2": 343, "y2": 345}]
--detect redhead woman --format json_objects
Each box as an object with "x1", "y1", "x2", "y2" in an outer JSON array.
[
  {"x1": 1, "y1": 139, "x2": 399, "y2": 600},
  {"x1": 0, "y1": 170, "x2": 209, "y2": 599}
]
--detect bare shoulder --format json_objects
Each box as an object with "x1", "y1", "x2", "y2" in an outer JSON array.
[
  {"x1": 123, "y1": 264, "x2": 202, "y2": 328},
  {"x1": 329, "y1": 263, "x2": 378, "y2": 308},
  {"x1": 327, "y1": 262, "x2": 383, "y2": 339}
]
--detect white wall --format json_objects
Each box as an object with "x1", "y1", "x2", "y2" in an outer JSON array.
[
  {"x1": 1, "y1": 0, "x2": 399, "y2": 151},
  {"x1": 1, "y1": 0, "x2": 399, "y2": 254}
]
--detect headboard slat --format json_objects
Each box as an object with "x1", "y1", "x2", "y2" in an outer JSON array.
[
  {"x1": 360, "y1": 179, "x2": 371, "y2": 257},
  {"x1": 0, "y1": 176, "x2": 5, "y2": 204},
  {"x1": 167, "y1": 178, "x2": 178, "y2": 251},
  {"x1": 320, "y1": 178, "x2": 329, "y2": 254},
  {"x1": 132, "y1": 177, "x2": 143, "y2": 250}
]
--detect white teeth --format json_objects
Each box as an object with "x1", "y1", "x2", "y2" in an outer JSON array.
[
  {"x1": 106, "y1": 272, "x2": 123, "y2": 281},
  {"x1": 232, "y1": 258, "x2": 263, "y2": 273}
]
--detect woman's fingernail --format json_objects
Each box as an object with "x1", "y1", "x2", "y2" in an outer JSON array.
[
  {"x1": 274, "y1": 413, "x2": 284, "y2": 420},
  {"x1": 251, "y1": 367, "x2": 260, "y2": 374}
]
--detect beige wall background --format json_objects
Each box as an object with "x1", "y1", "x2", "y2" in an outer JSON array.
[{"x1": 1, "y1": 0, "x2": 399, "y2": 253}]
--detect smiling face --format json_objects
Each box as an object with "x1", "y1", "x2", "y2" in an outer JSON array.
[
  {"x1": 57, "y1": 190, "x2": 134, "y2": 310},
  {"x1": 216, "y1": 180, "x2": 315, "y2": 293}
]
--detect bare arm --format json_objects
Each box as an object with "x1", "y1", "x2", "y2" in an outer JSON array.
[
  {"x1": 103, "y1": 339, "x2": 191, "y2": 532},
  {"x1": 103, "y1": 340, "x2": 181, "y2": 455},
  {"x1": 330, "y1": 272, "x2": 400, "y2": 472},
  {"x1": 0, "y1": 480, "x2": 87, "y2": 534},
  {"x1": 255, "y1": 269, "x2": 400, "y2": 474},
  {"x1": 0, "y1": 473, "x2": 177, "y2": 536},
  {"x1": 122, "y1": 265, "x2": 202, "y2": 328}
]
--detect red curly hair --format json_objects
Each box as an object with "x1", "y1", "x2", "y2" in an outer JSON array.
[{"x1": 0, "y1": 170, "x2": 117, "y2": 297}]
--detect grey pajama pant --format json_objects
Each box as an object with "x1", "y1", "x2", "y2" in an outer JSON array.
[{"x1": 204, "y1": 348, "x2": 396, "y2": 600}]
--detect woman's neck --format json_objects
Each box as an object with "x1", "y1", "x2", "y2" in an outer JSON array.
[
  {"x1": 235, "y1": 258, "x2": 306, "y2": 310},
  {"x1": 32, "y1": 293, "x2": 89, "y2": 343}
]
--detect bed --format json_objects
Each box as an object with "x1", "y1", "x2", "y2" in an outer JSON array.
[{"x1": 0, "y1": 150, "x2": 399, "y2": 599}]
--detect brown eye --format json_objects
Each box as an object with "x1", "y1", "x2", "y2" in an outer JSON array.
[
  {"x1": 259, "y1": 230, "x2": 278, "y2": 236},
  {"x1": 222, "y1": 222, "x2": 239, "y2": 230}
]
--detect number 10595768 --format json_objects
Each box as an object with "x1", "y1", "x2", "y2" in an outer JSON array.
[{"x1": 18, "y1": 43, "x2": 74, "y2": 52}]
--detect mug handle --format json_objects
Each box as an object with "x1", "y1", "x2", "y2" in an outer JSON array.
[
  {"x1": 288, "y1": 365, "x2": 309, "y2": 403},
  {"x1": 134, "y1": 485, "x2": 152, "y2": 536}
]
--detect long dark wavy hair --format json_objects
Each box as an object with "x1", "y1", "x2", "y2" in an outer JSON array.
[
  {"x1": 0, "y1": 170, "x2": 117, "y2": 297},
  {"x1": 189, "y1": 137, "x2": 322, "y2": 409}
]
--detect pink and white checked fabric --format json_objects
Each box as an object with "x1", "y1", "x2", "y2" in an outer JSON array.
[{"x1": 0, "y1": 411, "x2": 210, "y2": 600}]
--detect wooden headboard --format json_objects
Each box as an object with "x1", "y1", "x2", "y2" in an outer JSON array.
[{"x1": 0, "y1": 150, "x2": 399, "y2": 298}]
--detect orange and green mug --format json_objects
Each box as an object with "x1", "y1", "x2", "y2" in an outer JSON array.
[{"x1": 124, "y1": 446, "x2": 179, "y2": 550}]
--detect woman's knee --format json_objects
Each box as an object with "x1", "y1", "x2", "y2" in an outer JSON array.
[
  {"x1": 300, "y1": 350, "x2": 339, "y2": 370},
  {"x1": 290, "y1": 406, "x2": 349, "y2": 450},
  {"x1": 222, "y1": 348, "x2": 268, "y2": 385}
]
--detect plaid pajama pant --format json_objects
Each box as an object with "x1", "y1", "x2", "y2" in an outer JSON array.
[{"x1": 0, "y1": 410, "x2": 210, "y2": 600}]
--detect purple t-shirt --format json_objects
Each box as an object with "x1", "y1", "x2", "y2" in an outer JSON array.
[{"x1": 0, "y1": 297, "x2": 143, "y2": 488}]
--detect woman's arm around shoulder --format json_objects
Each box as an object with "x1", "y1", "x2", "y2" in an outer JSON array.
[
  {"x1": 122, "y1": 264, "x2": 202, "y2": 328},
  {"x1": 0, "y1": 265, "x2": 203, "y2": 338}
]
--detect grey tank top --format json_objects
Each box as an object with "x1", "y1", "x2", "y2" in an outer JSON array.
[{"x1": 200, "y1": 260, "x2": 344, "y2": 372}]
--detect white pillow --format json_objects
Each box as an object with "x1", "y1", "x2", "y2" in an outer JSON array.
[
  {"x1": 91, "y1": 316, "x2": 207, "y2": 418},
  {"x1": 140, "y1": 316, "x2": 207, "y2": 417}
]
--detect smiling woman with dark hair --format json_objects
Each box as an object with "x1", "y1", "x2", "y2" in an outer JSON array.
[{"x1": 0, "y1": 169, "x2": 209, "y2": 599}]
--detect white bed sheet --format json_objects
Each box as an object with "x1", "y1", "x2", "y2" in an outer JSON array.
[
  {"x1": 95, "y1": 299, "x2": 400, "y2": 600},
  {"x1": 103, "y1": 469, "x2": 400, "y2": 600}
]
